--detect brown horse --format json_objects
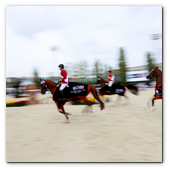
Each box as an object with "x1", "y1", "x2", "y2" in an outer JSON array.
[
  {"x1": 96, "y1": 77, "x2": 138, "y2": 105},
  {"x1": 40, "y1": 79, "x2": 105, "y2": 120},
  {"x1": 146, "y1": 66, "x2": 162, "y2": 111}
]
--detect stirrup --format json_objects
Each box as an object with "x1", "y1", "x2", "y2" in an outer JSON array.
[{"x1": 61, "y1": 98, "x2": 65, "y2": 102}]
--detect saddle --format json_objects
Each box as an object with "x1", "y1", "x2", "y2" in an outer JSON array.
[
  {"x1": 53, "y1": 82, "x2": 89, "y2": 109},
  {"x1": 100, "y1": 83, "x2": 125, "y2": 96}
]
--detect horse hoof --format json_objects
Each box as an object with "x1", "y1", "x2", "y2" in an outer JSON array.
[
  {"x1": 65, "y1": 114, "x2": 69, "y2": 119},
  {"x1": 112, "y1": 103, "x2": 118, "y2": 107},
  {"x1": 144, "y1": 105, "x2": 150, "y2": 113},
  {"x1": 151, "y1": 106, "x2": 157, "y2": 112},
  {"x1": 64, "y1": 119, "x2": 70, "y2": 123}
]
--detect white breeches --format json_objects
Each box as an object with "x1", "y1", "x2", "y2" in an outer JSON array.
[
  {"x1": 108, "y1": 81, "x2": 114, "y2": 87},
  {"x1": 59, "y1": 84, "x2": 68, "y2": 91}
]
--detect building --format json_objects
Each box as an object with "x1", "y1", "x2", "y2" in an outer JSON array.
[{"x1": 111, "y1": 63, "x2": 162, "y2": 84}]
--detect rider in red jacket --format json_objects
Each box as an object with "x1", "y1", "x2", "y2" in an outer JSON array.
[
  {"x1": 58, "y1": 64, "x2": 70, "y2": 102},
  {"x1": 60, "y1": 69, "x2": 70, "y2": 84},
  {"x1": 108, "y1": 70, "x2": 115, "y2": 93}
]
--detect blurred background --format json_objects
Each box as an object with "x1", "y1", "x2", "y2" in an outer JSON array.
[
  {"x1": 6, "y1": 6, "x2": 162, "y2": 94},
  {"x1": 6, "y1": 6, "x2": 162, "y2": 162}
]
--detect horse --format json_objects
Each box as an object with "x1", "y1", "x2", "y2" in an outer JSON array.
[
  {"x1": 96, "y1": 76, "x2": 138, "y2": 105},
  {"x1": 40, "y1": 79, "x2": 105, "y2": 121},
  {"x1": 145, "y1": 66, "x2": 162, "y2": 111}
]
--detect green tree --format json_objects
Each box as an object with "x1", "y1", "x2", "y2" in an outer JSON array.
[
  {"x1": 33, "y1": 68, "x2": 40, "y2": 87},
  {"x1": 104, "y1": 64, "x2": 110, "y2": 77},
  {"x1": 146, "y1": 52, "x2": 155, "y2": 72},
  {"x1": 146, "y1": 52, "x2": 156, "y2": 82},
  {"x1": 92, "y1": 59, "x2": 103, "y2": 77},
  {"x1": 118, "y1": 47, "x2": 127, "y2": 83}
]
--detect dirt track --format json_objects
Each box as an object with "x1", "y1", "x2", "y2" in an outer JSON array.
[{"x1": 6, "y1": 90, "x2": 162, "y2": 162}]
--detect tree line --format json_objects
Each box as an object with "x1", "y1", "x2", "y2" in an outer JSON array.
[{"x1": 32, "y1": 47, "x2": 156, "y2": 86}]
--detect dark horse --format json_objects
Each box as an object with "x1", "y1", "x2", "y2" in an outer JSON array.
[
  {"x1": 40, "y1": 79, "x2": 105, "y2": 121},
  {"x1": 96, "y1": 77, "x2": 138, "y2": 105},
  {"x1": 146, "y1": 66, "x2": 162, "y2": 111}
]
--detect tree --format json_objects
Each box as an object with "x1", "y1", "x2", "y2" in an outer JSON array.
[
  {"x1": 146, "y1": 52, "x2": 155, "y2": 72},
  {"x1": 104, "y1": 64, "x2": 110, "y2": 77},
  {"x1": 146, "y1": 52, "x2": 156, "y2": 82},
  {"x1": 79, "y1": 60, "x2": 88, "y2": 78},
  {"x1": 118, "y1": 47, "x2": 127, "y2": 83},
  {"x1": 33, "y1": 68, "x2": 40, "y2": 87},
  {"x1": 92, "y1": 59, "x2": 103, "y2": 77}
]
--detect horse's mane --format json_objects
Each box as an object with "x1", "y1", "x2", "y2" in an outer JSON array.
[
  {"x1": 45, "y1": 79, "x2": 57, "y2": 85},
  {"x1": 158, "y1": 68, "x2": 162, "y2": 74},
  {"x1": 149, "y1": 67, "x2": 162, "y2": 75},
  {"x1": 99, "y1": 77, "x2": 106, "y2": 83}
]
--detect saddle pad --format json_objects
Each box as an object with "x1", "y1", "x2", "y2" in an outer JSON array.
[
  {"x1": 100, "y1": 83, "x2": 125, "y2": 96},
  {"x1": 154, "y1": 84, "x2": 162, "y2": 99},
  {"x1": 53, "y1": 82, "x2": 89, "y2": 109}
]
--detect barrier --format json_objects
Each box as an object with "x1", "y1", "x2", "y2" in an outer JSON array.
[{"x1": 6, "y1": 100, "x2": 28, "y2": 107}]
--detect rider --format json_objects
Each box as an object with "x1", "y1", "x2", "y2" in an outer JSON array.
[
  {"x1": 58, "y1": 64, "x2": 70, "y2": 103},
  {"x1": 108, "y1": 70, "x2": 115, "y2": 93}
]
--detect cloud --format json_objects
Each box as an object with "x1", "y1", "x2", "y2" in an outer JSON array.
[
  {"x1": 6, "y1": 6, "x2": 162, "y2": 77},
  {"x1": 6, "y1": 6, "x2": 70, "y2": 38}
]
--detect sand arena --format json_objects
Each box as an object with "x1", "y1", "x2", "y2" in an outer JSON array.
[{"x1": 6, "y1": 89, "x2": 162, "y2": 162}]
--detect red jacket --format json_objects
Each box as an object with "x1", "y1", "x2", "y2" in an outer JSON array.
[
  {"x1": 61, "y1": 69, "x2": 70, "y2": 84},
  {"x1": 108, "y1": 73, "x2": 115, "y2": 81}
]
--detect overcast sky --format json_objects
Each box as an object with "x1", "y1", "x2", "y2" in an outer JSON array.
[{"x1": 6, "y1": 6, "x2": 162, "y2": 77}]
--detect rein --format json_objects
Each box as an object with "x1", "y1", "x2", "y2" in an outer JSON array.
[
  {"x1": 50, "y1": 83, "x2": 58, "y2": 88},
  {"x1": 42, "y1": 81, "x2": 59, "y2": 92}
]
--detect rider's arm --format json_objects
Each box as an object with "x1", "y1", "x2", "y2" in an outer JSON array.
[
  {"x1": 108, "y1": 73, "x2": 112, "y2": 81},
  {"x1": 61, "y1": 70, "x2": 67, "y2": 82}
]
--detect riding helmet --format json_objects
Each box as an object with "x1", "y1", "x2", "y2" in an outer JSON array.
[{"x1": 58, "y1": 64, "x2": 64, "y2": 69}]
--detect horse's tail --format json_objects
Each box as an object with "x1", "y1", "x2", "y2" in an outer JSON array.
[{"x1": 126, "y1": 84, "x2": 138, "y2": 95}]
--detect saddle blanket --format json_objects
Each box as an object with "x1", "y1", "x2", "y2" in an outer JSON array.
[
  {"x1": 99, "y1": 83, "x2": 125, "y2": 96},
  {"x1": 154, "y1": 84, "x2": 162, "y2": 99},
  {"x1": 53, "y1": 82, "x2": 89, "y2": 109}
]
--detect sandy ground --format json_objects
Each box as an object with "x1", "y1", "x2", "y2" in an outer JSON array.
[{"x1": 6, "y1": 89, "x2": 162, "y2": 162}]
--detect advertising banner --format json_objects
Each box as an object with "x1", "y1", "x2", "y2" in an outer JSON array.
[{"x1": 126, "y1": 70, "x2": 149, "y2": 82}]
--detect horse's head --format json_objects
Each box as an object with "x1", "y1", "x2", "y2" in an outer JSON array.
[
  {"x1": 146, "y1": 66, "x2": 159, "y2": 79},
  {"x1": 40, "y1": 78, "x2": 47, "y2": 95},
  {"x1": 96, "y1": 76, "x2": 102, "y2": 84}
]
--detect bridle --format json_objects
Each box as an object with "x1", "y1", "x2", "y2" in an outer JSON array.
[
  {"x1": 150, "y1": 68, "x2": 159, "y2": 77},
  {"x1": 147, "y1": 68, "x2": 159, "y2": 79},
  {"x1": 41, "y1": 80, "x2": 61, "y2": 94}
]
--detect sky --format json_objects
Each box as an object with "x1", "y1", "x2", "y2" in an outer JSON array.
[{"x1": 6, "y1": 6, "x2": 162, "y2": 77}]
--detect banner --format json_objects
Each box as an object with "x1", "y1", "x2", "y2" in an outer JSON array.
[{"x1": 126, "y1": 70, "x2": 149, "y2": 82}]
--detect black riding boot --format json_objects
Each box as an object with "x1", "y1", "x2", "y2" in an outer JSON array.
[{"x1": 60, "y1": 90, "x2": 65, "y2": 103}]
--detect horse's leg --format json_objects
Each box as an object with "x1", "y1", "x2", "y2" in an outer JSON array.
[
  {"x1": 144, "y1": 97, "x2": 152, "y2": 112},
  {"x1": 58, "y1": 105, "x2": 70, "y2": 121},
  {"x1": 90, "y1": 86, "x2": 105, "y2": 110},
  {"x1": 81, "y1": 98, "x2": 93, "y2": 113},
  {"x1": 59, "y1": 110, "x2": 71, "y2": 116},
  {"x1": 151, "y1": 96, "x2": 160, "y2": 111},
  {"x1": 115, "y1": 95, "x2": 121, "y2": 104},
  {"x1": 100, "y1": 95, "x2": 106, "y2": 103},
  {"x1": 82, "y1": 105, "x2": 87, "y2": 113},
  {"x1": 123, "y1": 94, "x2": 130, "y2": 105}
]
